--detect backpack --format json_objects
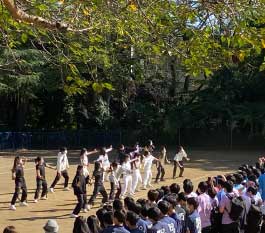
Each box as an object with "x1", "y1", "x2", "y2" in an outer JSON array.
[
  {"x1": 210, "y1": 205, "x2": 222, "y2": 232},
  {"x1": 245, "y1": 204, "x2": 262, "y2": 233},
  {"x1": 227, "y1": 195, "x2": 245, "y2": 221}
]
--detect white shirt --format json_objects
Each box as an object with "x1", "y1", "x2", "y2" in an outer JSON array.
[
  {"x1": 97, "y1": 154, "x2": 110, "y2": 169},
  {"x1": 174, "y1": 148, "x2": 187, "y2": 161},
  {"x1": 80, "y1": 153, "x2": 88, "y2": 166},
  {"x1": 56, "y1": 152, "x2": 69, "y2": 172},
  {"x1": 143, "y1": 155, "x2": 156, "y2": 170},
  {"x1": 121, "y1": 161, "x2": 133, "y2": 175}
]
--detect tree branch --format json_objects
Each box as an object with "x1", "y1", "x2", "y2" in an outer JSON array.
[{"x1": 2, "y1": 0, "x2": 92, "y2": 32}]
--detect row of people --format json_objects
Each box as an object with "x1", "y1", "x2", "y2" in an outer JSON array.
[{"x1": 8, "y1": 143, "x2": 190, "y2": 211}]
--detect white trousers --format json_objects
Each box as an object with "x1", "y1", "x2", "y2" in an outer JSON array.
[
  {"x1": 120, "y1": 174, "x2": 133, "y2": 197},
  {"x1": 143, "y1": 169, "x2": 152, "y2": 186},
  {"x1": 132, "y1": 169, "x2": 142, "y2": 192}
]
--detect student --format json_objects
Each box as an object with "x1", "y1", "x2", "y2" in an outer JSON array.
[
  {"x1": 113, "y1": 211, "x2": 130, "y2": 233},
  {"x1": 34, "y1": 156, "x2": 55, "y2": 203},
  {"x1": 258, "y1": 168, "x2": 265, "y2": 201},
  {"x1": 71, "y1": 165, "x2": 87, "y2": 218},
  {"x1": 155, "y1": 160, "x2": 165, "y2": 183},
  {"x1": 146, "y1": 140, "x2": 155, "y2": 153},
  {"x1": 101, "y1": 211, "x2": 115, "y2": 233},
  {"x1": 97, "y1": 146, "x2": 113, "y2": 182},
  {"x1": 9, "y1": 156, "x2": 28, "y2": 210},
  {"x1": 80, "y1": 148, "x2": 97, "y2": 183},
  {"x1": 126, "y1": 211, "x2": 144, "y2": 233},
  {"x1": 132, "y1": 153, "x2": 143, "y2": 193},
  {"x1": 87, "y1": 161, "x2": 108, "y2": 209},
  {"x1": 186, "y1": 197, "x2": 201, "y2": 233},
  {"x1": 147, "y1": 207, "x2": 167, "y2": 233},
  {"x1": 160, "y1": 146, "x2": 170, "y2": 165},
  {"x1": 184, "y1": 180, "x2": 197, "y2": 198},
  {"x1": 49, "y1": 147, "x2": 70, "y2": 193},
  {"x1": 173, "y1": 146, "x2": 190, "y2": 178},
  {"x1": 158, "y1": 200, "x2": 179, "y2": 233},
  {"x1": 219, "y1": 181, "x2": 239, "y2": 233},
  {"x1": 140, "y1": 203, "x2": 153, "y2": 229},
  {"x1": 87, "y1": 215, "x2": 102, "y2": 233},
  {"x1": 72, "y1": 216, "x2": 89, "y2": 233},
  {"x1": 120, "y1": 155, "x2": 139, "y2": 198},
  {"x1": 142, "y1": 151, "x2": 159, "y2": 190},
  {"x1": 197, "y1": 182, "x2": 212, "y2": 233},
  {"x1": 147, "y1": 190, "x2": 159, "y2": 207},
  {"x1": 109, "y1": 161, "x2": 121, "y2": 201}
]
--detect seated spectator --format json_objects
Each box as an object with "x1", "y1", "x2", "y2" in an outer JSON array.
[
  {"x1": 113, "y1": 211, "x2": 130, "y2": 233},
  {"x1": 101, "y1": 211, "x2": 115, "y2": 233},
  {"x1": 147, "y1": 207, "x2": 167, "y2": 233},
  {"x1": 184, "y1": 181, "x2": 197, "y2": 198},
  {"x1": 126, "y1": 211, "x2": 143, "y2": 233},
  {"x1": 87, "y1": 215, "x2": 102, "y2": 233},
  {"x1": 73, "y1": 216, "x2": 89, "y2": 233}
]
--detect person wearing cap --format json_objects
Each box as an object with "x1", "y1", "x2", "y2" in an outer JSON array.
[{"x1": 43, "y1": 219, "x2": 59, "y2": 233}]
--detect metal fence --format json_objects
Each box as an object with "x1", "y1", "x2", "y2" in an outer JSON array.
[{"x1": 0, "y1": 129, "x2": 265, "y2": 150}]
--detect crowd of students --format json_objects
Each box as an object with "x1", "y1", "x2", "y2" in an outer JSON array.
[{"x1": 6, "y1": 141, "x2": 265, "y2": 233}]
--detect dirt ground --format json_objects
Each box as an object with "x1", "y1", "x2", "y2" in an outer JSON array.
[{"x1": 0, "y1": 149, "x2": 262, "y2": 232}]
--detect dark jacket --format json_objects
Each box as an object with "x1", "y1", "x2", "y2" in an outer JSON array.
[{"x1": 72, "y1": 174, "x2": 86, "y2": 195}]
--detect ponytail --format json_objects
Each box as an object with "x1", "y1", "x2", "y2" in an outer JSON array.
[{"x1": 12, "y1": 156, "x2": 20, "y2": 173}]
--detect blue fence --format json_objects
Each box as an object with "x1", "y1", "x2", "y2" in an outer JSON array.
[{"x1": 0, "y1": 131, "x2": 122, "y2": 150}]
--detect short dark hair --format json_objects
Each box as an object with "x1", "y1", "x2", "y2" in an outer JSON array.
[
  {"x1": 147, "y1": 207, "x2": 161, "y2": 222},
  {"x1": 247, "y1": 186, "x2": 258, "y2": 195},
  {"x1": 156, "y1": 189, "x2": 164, "y2": 201},
  {"x1": 223, "y1": 181, "x2": 233, "y2": 193},
  {"x1": 148, "y1": 190, "x2": 159, "y2": 202},
  {"x1": 103, "y1": 211, "x2": 114, "y2": 225},
  {"x1": 177, "y1": 192, "x2": 187, "y2": 202},
  {"x1": 113, "y1": 199, "x2": 123, "y2": 211},
  {"x1": 124, "y1": 197, "x2": 135, "y2": 209},
  {"x1": 126, "y1": 211, "x2": 139, "y2": 226},
  {"x1": 130, "y1": 202, "x2": 142, "y2": 215},
  {"x1": 198, "y1": 181, "x2": 208, "y2": 193},
  {"x1": 187, "y1": 197, "x2": 199, "y2": 209},
  {"x1": 96, "y1": 208, "x2": 107, "y2": 228},
  {"x1": 3, "y1": 226, "x2": 18, "y2": 233},
  {"x1": 183, "y1": 181, "x2": 193, "y2": 194},
  {"x1": 163, "y1": 194, "x2": 177, "y2": 207},
  {"x1": 158, "y1": 200, "x2": 170, "y2": 215},
  {"x1": 141, "y1": 204, "x2": 151, "y2": 217},
  {"x1": 114, "y1": 210, "x2": 126, "y2": 224},
  {"x1": 161, "y1": 186, "x2": 170, "y2": 195},
  {"x1": 170, "y1": 183, "x2": 180, "y2": 194}
]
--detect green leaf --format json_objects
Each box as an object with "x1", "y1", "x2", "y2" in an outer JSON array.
[
  {"x1": 103, "y1": 82, "x2": 115, "y2": 90},
  {"x1": 92, "y1": 83, "x2": 103, "y2": 93},
  {"x1": 21, "y1": 33, "x2": 28, "y2": 43}
]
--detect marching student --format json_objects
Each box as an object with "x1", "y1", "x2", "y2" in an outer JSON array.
[
  {"x1": 160, "y1": 146, "x2": 170, "y2": 165},
  {"x1": 80, "y1": 148, "x2": 97, "y2": 183},
  {"x1": 9, "y1": 156, "x2": 28, "y2": 210},
  {"x1": 109, "y1": 161, "x2": 121, "y2": 201},
  {"x1": 120, "y1": 155, "x2": 139, "y2": 198},
  {"x1": 145, "y1": 140, "x2": 155, "y2": 153},
  {"x1": 87, "y1": 161, "x2": 109, "y2": 210},
  {"x1": 97, "y1": 146, "x2": 113, "y2": 182},
  {"x1": 49, "y1": 147, "x2": 70, "y2": 193},
  {"x1": 34, "y1": 156, "x2": 55, "y2": 203},
  {"x1": 132, "y1": 153, "x2": 143, "y2": 193},
  {"x1": 142, "y1": 151, "x2": 159, "y2": 190},
  {"x1": 71, "y1": 165, "x2": 87, "y2": 218},
  {"x1": 173, "y1": 146, "x2": 190, "y2": 179},
  {"x1": 155, "y1": 160, "x2": 165, "y2": 183}
]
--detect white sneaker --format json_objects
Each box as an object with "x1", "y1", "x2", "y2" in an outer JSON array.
[
  {"x1": 49, "y1": 187, "x2": 54, "y2": 193},
  {"x1": 70, "y1": 213, "x2": 78, "y2": 218},
  {"x1": 64, "y1": 187, "x2": 70, "y2": 191},
  {"x1": 41, "y1": 196, "x2": 47, "y2": 200},
  {"x1": 86, "y1": 204, "x2": 92, "y2": 210},
  {"x1": 9, "y1": 205, "x2": 16, "y2": 211},
  {"x1": 82, "y1": 208, "x2": 88, "y2": 213},
  {"x1": 33, "y1": 199, "x2": 38, "y2": 203},
  {"x1": 20, "y1": 202, "x2": 28, "y2": 207}
]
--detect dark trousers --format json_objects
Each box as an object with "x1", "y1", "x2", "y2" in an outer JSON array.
[
  {"x1": 73, "y1": 193, "x2": 87, "y2": 215},
  {"x1": 155, "y1": 165, "x2": 165, "y2": 182},
  {"x1": 88, "y1": 184, "x2": 108, "y2": 205},
  {"x1": 34, "y1": 178, "x2": 48, "y2": 199},
  {"x1": 50, "y1": 170, "x2": 69, "y2": 188},
  {"x1": 109, "y1": 182, "x2": 116, "y2": 200},
  {"x1": 173, "y1": 161, "x2": 184, "y2": 178},
  {"x1": 202, "y1": 226, "x2": 212, "y2": 233},
  {"x1": 11, "y1": 178, "x2": 27, "y2": 205},
  {"x1": 221, "y1": 222, "x2": 240, "y2": 233},
  {"x1": 115, "y1": 181, "x2": 121, "y2": 199}
]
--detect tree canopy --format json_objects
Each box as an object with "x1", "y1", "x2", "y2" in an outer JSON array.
[{"x1": 1, "y1": 0, "x2": 265, "y2": 142}]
